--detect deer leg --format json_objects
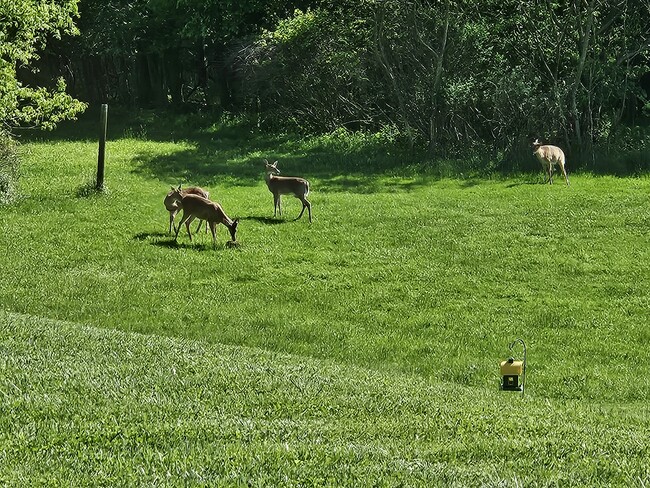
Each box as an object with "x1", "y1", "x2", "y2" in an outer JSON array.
[
  {"x1": 185, "y1": 215, "x2": 197, "y2": 241},
  {"x1": 274, "y1": 194, "x2": 281, "y2": 217},
  {"x1": 169, "y1": 209, "x2": 178, "y2": 234},
  {"x1": 194, "y1": 219, "x2": 204, "y2": 234},
  {"x1": 548, "y1": 165, "x2": 553, "y2": 185},
  {"x1": 174, "y1": 211, "x2": 190, "y2": 241},
  {"x1": 295, "y1": 196, "x2": 312, "y2": 223},
  {"x1": 295, "y1": 205, "x2": 305, "y2": 220},
  {"x1": 209, "y1": 221, "x2": 217, "y2": 246},
  {"x1": 560, "y1": 163, "x2": 570, "y2": 186}
]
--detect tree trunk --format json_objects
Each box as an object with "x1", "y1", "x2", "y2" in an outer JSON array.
[
  {"x1": 136, "y1": 52, "x2": 153, "y2": 107},
  {"x1": 373, "y1": 6, "x2": 415, "y2": 150},
  {"x1": 570, "y1": 0, "x2": 596, "y2": 148},
  {"x1": 428, "y1": 0, "x2": 450, "y2": 151},
  {"x1": 147, "y1": 54, "x2": 166, "y2": 107},
  {"x1": 165, "y1": 49, "x2": 182, "y2": 107}
]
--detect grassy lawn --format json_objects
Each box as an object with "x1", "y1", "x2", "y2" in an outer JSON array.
[
  {"x1": 1, "y1": 114, "x2": 650, "y2": 485},
  {"x1": 2, "y1": 311, "x2": 648, "y2": 486}
]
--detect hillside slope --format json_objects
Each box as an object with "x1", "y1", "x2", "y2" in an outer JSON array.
[{"x1": 1, "y1": 310, "x2": 648, "y2": 486}]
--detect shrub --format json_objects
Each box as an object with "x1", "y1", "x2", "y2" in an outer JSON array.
[{"x1": 0, "y1": 132, "x2": 20, "y2": 204}]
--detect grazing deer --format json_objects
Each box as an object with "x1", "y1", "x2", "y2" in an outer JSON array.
[
  {"x1": 170, "y1": 190, "x2": 239, "y2": 245},
  {"x1": 264, "y1": 160, "x2": 312, "y2": 222},
  {"x1": 532, "y1": 139, "x2": 570, "y2": 186},
  {"x1": 164, "y1": 185, "x2": 210, "y2": 234}
]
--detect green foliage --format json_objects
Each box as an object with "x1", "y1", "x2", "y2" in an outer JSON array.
[
  {"x1": 177, "y1": 0, "x2": 295, "y2": 41},
  {"x1": 63, "y1": 0, "x2": 307, "y2": 107},
  {"x1": 0, "y1": 131, "x2": 19, "y2": 203},
  {"x1": 9, "y1": 78, "x2": 87, "y2": 131},
  {"x1": 42, "y1": 0, "x2": 649, "y2": 165},
  {"x1": 589, "y1": 124, "x2": 650, "y2": 175},
  {"x1": 0, "y1": 0, "x2": 79, "y2": 63},
  {"x1": 245, "y1": 6, "x2": 378, "y2": 132},
  {"x1": 237, "y1": 0, "x2": 650, "y2": 160},
  {"x1": 0, "y1": 0, "x2": 86, "y2": 131}
]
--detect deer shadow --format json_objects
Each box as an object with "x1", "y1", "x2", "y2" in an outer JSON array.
[
  {"x1": 505, "y1": 180, "x2": 544, "y2": 188},
  {"x1": 133, "y1": 231, "x2": 168, "y2": 240},
  {"x1": 241, "y1": 216, "x2": 289, "y2": 225},
  {"x1": 152, "y1": 239, "x2": 234, "y2": 251},
  {"x1": 134, "y1": 232, "x2": 234, "y2": 251}
]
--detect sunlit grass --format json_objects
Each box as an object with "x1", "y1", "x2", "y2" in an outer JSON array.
[
  {"x1": 2, "y1": 119, "x2": 650, "y2": 484},
  {"x1": 2, "y1": 311, "x2": 649, "y2": 486}
]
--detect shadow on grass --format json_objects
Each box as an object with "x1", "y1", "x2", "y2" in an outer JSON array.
[
  {"x1": 133, "y1": 231, "x2": 169, "y2": 240},
  {"x1": 129, "y1": 147, "x2": 437, "y2": 195},
  {"x1": 21, "y1": 108, "x2": 515, "y2": 193},
  {"x1": 134, "y1": 231, "x2": 237, "y2": 251},
  {"x1": 241, "y1": 216, "x2": 288, "y2": 225},
  {"x1": 504, "y1": 177, "x2": 545, "y2": 188},
  {"x1": 76, "y1": 180, "x2": 109, "y2": 198},
  {"x1": 20, "y1": 108, "x2": 436, "y2": 193}
]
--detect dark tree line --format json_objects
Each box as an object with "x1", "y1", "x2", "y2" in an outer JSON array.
[{"x1": 25, "y1": 0, "x2": 650, "y2": 166}]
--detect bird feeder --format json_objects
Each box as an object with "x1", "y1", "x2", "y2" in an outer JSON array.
[{"x1": 500, "y1": 339, "x2": 527, "y2": 395}]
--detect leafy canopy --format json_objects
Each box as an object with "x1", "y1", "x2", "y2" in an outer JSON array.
[{"x1": 0, "y1": 0, "x2": 86, "y2": 131}]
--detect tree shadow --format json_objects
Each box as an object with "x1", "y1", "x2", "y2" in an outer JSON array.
[
  {"x1": 459, "y1": 179, "x2": 481, "y2": 189},
  {"x1": 130, "y1": 147, "x2": 263, "y2": 188},
  {"x1": 131, "y1": 146, "x2": 436, "y2": 195},
  {"x1": 21, "y1": 109, "x2": 446, "y2": 193}
]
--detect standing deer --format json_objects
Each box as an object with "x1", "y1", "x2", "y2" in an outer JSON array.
[
  {"x1": 164, "y1": 185, "x2": 210, "y2": 234},
  {"x1": 169, "y1": 189, "x2": 239, "y2": 245},
  {"x1": 264, "y1": 160, "x2": 312, "y2": 222},
  {"x1": 532, "y1": 139, "x2": 570, "y2": 186}
]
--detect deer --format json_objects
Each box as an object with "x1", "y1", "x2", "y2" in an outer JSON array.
[
  {"x1": 532, "y1": 139, "x2": 570, "y2": 186},
  {"x1": 164, "y1": 184, "x2": 210, "y2": 234},
  {"x1": 264, "y1": 159, "x2": 312, "y2": 223},
  {"x1": 169, "y1": 189, "x2": 239, "y2": 245}
]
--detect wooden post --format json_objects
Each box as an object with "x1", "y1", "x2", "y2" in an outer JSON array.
[{"x1": 96, "y1": 104, "x2": 108, "y2": 190}]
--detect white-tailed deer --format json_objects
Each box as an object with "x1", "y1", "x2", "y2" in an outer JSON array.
[
  {"x1": 164, "y1": 184, "x2": 210, "y2": 234},
  {"x1": 170, "y1": 190, "x2": 239, "y2": 245},
  {"x1": 264, "y1": 160, "x2": 312, "y2": 222},
  {"x1": 532, "y1": 139, "x2": 570, "y2": 186}
]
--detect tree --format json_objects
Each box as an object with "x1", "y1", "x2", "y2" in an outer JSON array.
[
  {"x1": 55, "y1": 0, "x2": 309, "y2": 108},
  {"x1": 1, "y1": 0, "x2": 86, "y2": 204},
  {"x1": 0, "y1": 0, "x2": 87, "y2": 131}
]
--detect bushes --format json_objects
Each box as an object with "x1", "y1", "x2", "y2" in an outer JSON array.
[
  {"x1": 237, "y1": 0, "x2": 650, "y2": 165},
  {"x1": 242, "y1": 7, "x2": 379, "y2": 134},
  {"x1": 0, "y1": 132, "x2": 19, "y2": 204}
]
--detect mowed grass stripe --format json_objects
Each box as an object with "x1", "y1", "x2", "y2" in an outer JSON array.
[{"x1": 1, "y1": 310, "x2": 649, "y2": 486}]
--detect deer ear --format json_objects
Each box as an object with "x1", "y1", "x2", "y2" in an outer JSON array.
[
  {"x1": 272, "y1": 161, "x2": 278, "y2": 167},
  {"x1": 264, "y1": 158, "x2": 269, "y2": 164}
]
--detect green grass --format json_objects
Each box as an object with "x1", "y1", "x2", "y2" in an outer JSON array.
[
  {"x1": 2, "y1": 311, "x2": 649, "y2": 486},
  {"x1": 2, "y1": 116, "x2": 650, "y2": 484}
]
